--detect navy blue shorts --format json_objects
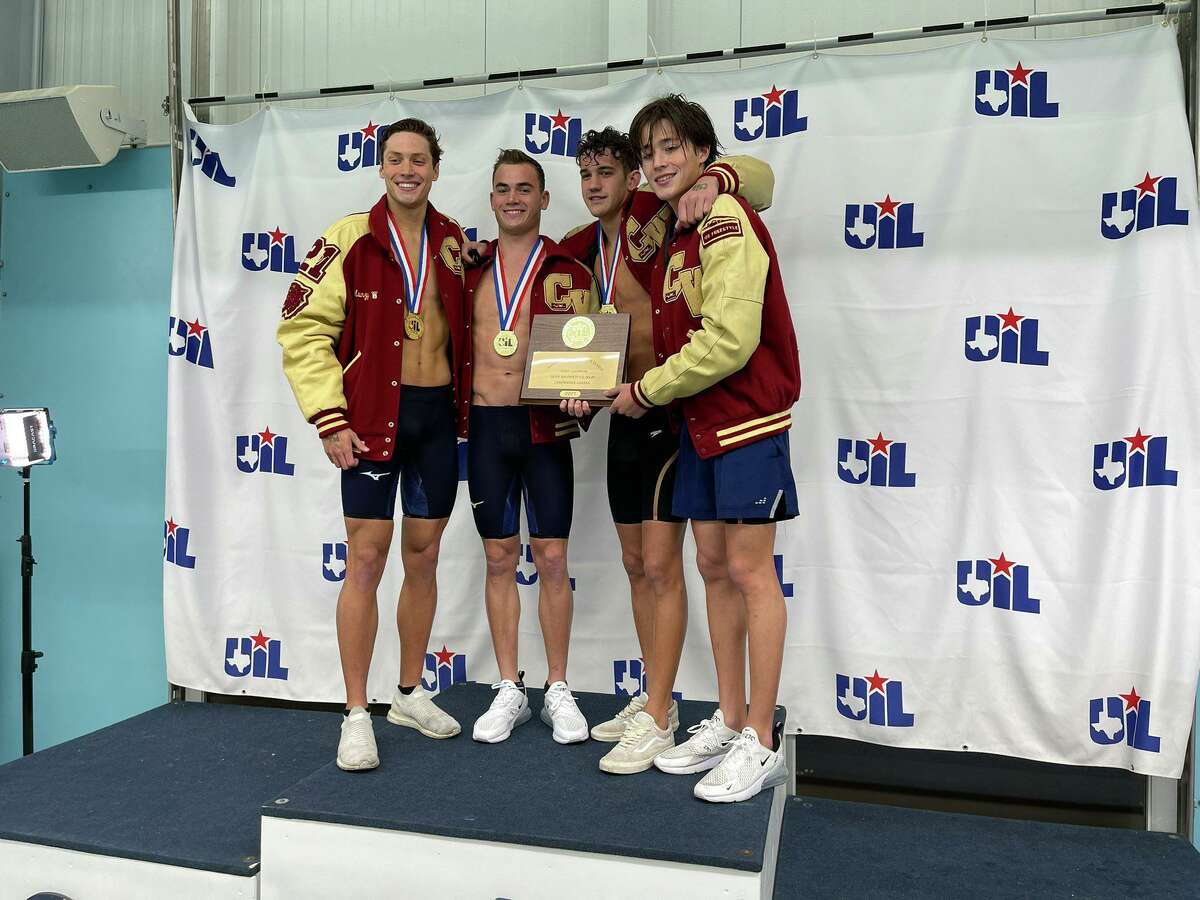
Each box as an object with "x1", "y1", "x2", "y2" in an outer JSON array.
[
  {"x1": 340, "y1": 385, "x2": 458, "y2": 521},
  {"x1": 467, "y1": 405, "x2": 573, "y2": 540},
  {"x1": 607, "y1": 408, "x2": 683, "y2": 525},
  {"x1": 672, "y1": 427, "x2": 798, "y2": 523}
]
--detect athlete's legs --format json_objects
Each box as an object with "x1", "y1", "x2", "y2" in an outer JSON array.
[
  {"x1": 690, "y1": 519, "x2": 746, "y2": 731},
  {"x1": 614, "y1": 523, "x2": 655, "y2": 681},
  {"x1": 641, "y1": 520, "x2": 687, "y2": 729},
  {"x1": 339, "y1": 517, "x2": 394, "y2": 708},
  {"x1": 483, "y1": 536, "x2": 522, "y2": 683},
  {"x1": 530, "y1": 537, "x2": 572, "y2": 684},
  {"x1": 395, "y1": 515, "x2": 449, "y2": 688}
]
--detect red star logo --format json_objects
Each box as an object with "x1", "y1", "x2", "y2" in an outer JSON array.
[
  {"x1": 988, "y1": 553, "x2": 1015, "y2": 578},
  {"x1": 257, "y1": 426, "x2": 277, "y2": 446},
  {"x1": 186, "y1": 319, "x2": 206, "y2": 337},
  {"x1": 267, "y1": 226, "x2": 286, "y2": 246},
  {"x1": 998, "y1": 307, "x2": 1024, "y2": 331},
  {"x1": 1119, "y1": 686, "x2": 1142, "y2": 712},
  {"x1": 1135, "y1": 172, "x2": 1161, "y2": 199},
  {"x1": 868, "y1": 432, "x2": 893, "y2": 456},
  {"x1": 361, "y1": 120, "x2": 378, "y2": 139},
  {"x1": 875, "y1": 194, "x2": 900, "y2": 219},
  {"x1": 250, "y1": 629, "x2": 270, "y2": 650},
  {"x1": 550, "y1": 109, "x2": 571, "y2": 130},
  {"x1": 866, "y1": 670, "x2": 889, "y2": 694},
  {"x1": 433, "y1": 645, "x2": 455, "y2": 668},
  {"x1": 1006, "y1": 61, "x2": 1033, "y2": 86},
  {"x1": 1125, "y1": 428, "x2": 1151, "y2": 453},
  {"x1": 166, "y1": 518, "x2": 178, "y2": 535},
  {"x1": 762, "y1": 84, "x2": 786, "y2": 106}
]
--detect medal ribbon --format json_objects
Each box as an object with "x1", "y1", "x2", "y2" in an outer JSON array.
[
  {"x1": 386, "y1": 209, "x2": 430, "y2": 316},
  {"x1": 493, "y1": 238, "x2": 545, "y2": 332},
  {"x1": 595, "y1": 222, "x2": 620, "y2": 309}
]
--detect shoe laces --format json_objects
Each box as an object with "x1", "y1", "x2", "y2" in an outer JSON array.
[
  {"x1": 617, "y1": 714, "x2": 654, "y2": 749},
  {"x1": 615, "y1": 694, "x2": 646, "y2": 720},
  {"x1": 545, "y1": 682, "x2": 580, "y2": 715},
  {"x1": 488, "y1": 680, "x2": 524, "y2": 711},
  {"x1": 685, "y1": 716, "x2": 726, "y2": 752}
]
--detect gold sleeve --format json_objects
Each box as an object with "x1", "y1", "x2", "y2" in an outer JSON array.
[
  {"x1": 635, "y1": 196, "x2": 769, "y2": 407},
  {"x1": 703, "y1": 156, "x2": 775, "y2": 212},
  {"x1": 276, "y1": 216, "x2": 363, "y2": 436}
]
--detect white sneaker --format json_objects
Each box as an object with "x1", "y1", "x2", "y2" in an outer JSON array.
[
  {"x1": 591, "y1": 694, "x2": 680, "y2": 742},
  {"x1": 472, "y1": 680, "x2": 531, "y2": 743},
  {"x1": 598, "y1": 711, "x2": 675, "y2": 774},
  {"x1": 693, "y1": 724, "x2": 789, "y2": 803},
  {"x1": 337, "y1": 707, "x2": 379, "y2": 771},
  {"x1": 540, "y1": 681, "x2": 589, "y2": 744},
  {"x1": 386, "y1": 685, "x2": 461, "y2": 739},
  {"x1": 653, "y1": 708, "x2": 738, "y2": 775}
]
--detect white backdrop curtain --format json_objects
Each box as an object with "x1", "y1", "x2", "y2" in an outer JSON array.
[{"x1": 166, "y1": 24, "x2": 1200, "y2": 777}]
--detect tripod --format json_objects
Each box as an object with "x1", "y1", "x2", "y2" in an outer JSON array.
[{"x1": 19, "y1": 466, "x2": 43, "y2": 756}]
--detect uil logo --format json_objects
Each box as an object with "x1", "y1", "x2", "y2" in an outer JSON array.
[
  {"x1": 837, "y1": 433, "x2": 916, "y2": 487},
  {"x1": 733, "y1": 85, "x2": 807, "y2": 142},
  {"x1": 322, "y1": 542, "x2": 347, "y2": 582},
  {"x1": 836, "y1": 671, "x2": 914, "y2": 727},
  {"x1": 516, "y1": 542, "x2": 576, "y2": 589},
  {"x1": 844, "y1": 195, "x2": 924, "y2": 250},
  {"x1": 189, "y1": 128, "x2": 236, "y2": 186},
  {"x1": 974, "y1": 61, "x2": 1059, "y2": 118},
  {"x1": 956, "y1": 552, "x2": 1041, "y2": 614},
  {"x1": 1089, "y1": 687, "x2": 1161, "y2": 753},
  {"x1": 775, "y1": 554, "x2": 793, "y2": 599},
  {"x1": 224, "y1": 629, "x2": 289, "y2": 681},
  {"x1": 1101, "y1": 173, "x2": 1188, "y2": 240},
  {"x1": 612, "y1": 659, "x2": 682, "y2": 699},
  {"x1": 964, "y1": 307, "x2": 1048, "y2": 366},
  {"x1": 337, "y1": 120, "x2": 379, "y2": 172},
  {"x1": 524, "y1": 109, "x2": 582, "y2": 157},
  {"x1": 422, "y1": 645, "x2": 468, "y2": 694},
  {"x1": 1093, "y1": 428, "x2": 1177, "y2": 491},
  {"x1": 242, "y1": 227, "x2": 301, "y2": 273},
  {"x1": 168, "y1": 316, "x2": 214, "y2": 369},
  {"x1": 235, "y1": 427, "x2": 296, "y2": 476},
  {"x1": 164, "y1": 517, "x2": 196, "y2": 569}
]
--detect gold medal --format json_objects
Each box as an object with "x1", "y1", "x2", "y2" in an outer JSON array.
[
  {"x1": 493, "y1": 330, "x2": 518, "y2": 357},
  {"x1": 404, "y1": 312, "x2": 424, "y2": 340},
  {"x1": 599, "y1": 304, "x2": 617, "y2": 314}
]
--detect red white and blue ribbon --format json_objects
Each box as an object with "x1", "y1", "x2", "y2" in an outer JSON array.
[
  {"x1": 493, "y1": 238, "x2": 545, "y2": 331},
  {"x1": 595, "y1": 221, "x2": 620, "y2": 310},
  {"x1": 385, "y1": 209, "x2": 430, "y2": 316}
]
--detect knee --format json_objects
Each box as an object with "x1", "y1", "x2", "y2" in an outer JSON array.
[
  {"x1": 695, "y1": 548, "x2": 728, "y2": 585},
  {"x1": 402, "y1": 538, "x2": 440, "y2": 581},
  {"x1": 532, "y1": 543, "x2": 569, "y2": 583},
  {"x1": 643, "y1": 551, "x2": 682, "y2": 592},
  {"x1": 727, "y1": 556, "x2": 771, "y2": 597},
  {"x1": 347, "y1": 541, "x2": 388, "y2": 588},
  {"x1": 484, "y1": 542, "x2": 518, "y2": 578},
  {"x1": 621, "y1": 547, "x2": 646, "y2": 580}
]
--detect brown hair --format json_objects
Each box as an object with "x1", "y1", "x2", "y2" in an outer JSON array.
[
  {"x1": 575, "y1": 127, "x2": 639, "y2": 175},
  {"x1": 628, "y1": 94, "x2": 721, "y2": 166},
  {"x1": 378, "y1": 118, "x2": 443, "y2": 167},
  {"x1": 492, "y1": 148, "x2": 545, "y2": 192}
]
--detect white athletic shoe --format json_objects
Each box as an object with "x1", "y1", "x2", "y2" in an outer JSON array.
[
  {"x1": 472, "y1": 680, "x2": 531, "y2": 743},
  {"x1": 653, "y1": 708, "x2": 738, "y2": 775},
  {"x1": 591, "y1": 694, "x2": 680, "y2": 742},
  {"x1": 598, "y1": 711, "x2": 675, "y2": 774},
  {"x1": 540, "y1": 681, "x2": 589, "y2": 744},
  {"x1": 386, "y1": 685, "x2": 461, "y2": 739},
  {"x1": 693, "y1": 724, "x2": 789, "y2": 803},
  {"x1": 337, "y1": 707, "x2": 379, "y2": 771}
]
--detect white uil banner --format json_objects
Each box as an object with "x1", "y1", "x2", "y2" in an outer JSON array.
[{"x1": 167, "y1": 25, "x2": 1200, "y2": 777}]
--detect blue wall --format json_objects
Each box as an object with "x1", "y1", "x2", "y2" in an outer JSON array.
[{"x1": 0, "y1": 147, "x2": 172, "y2": 762}]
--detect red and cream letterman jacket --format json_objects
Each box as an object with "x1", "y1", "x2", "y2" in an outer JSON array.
[
  {"x1": 462, "y1": 236, "x2": 598, "y2": 444},
  {"x1": 559, "y1": 156, "x2": 775, "y2": 295},
  {"x1": 276, "y1": 196, "x2": 469, "y2": 460},
  {"x1": 631, "y1": 194, "x2": 800, "y2": 460}
]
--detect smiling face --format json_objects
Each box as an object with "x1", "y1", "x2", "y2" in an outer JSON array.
[
  {"x1": 637, "y1": 120, "x2": 709, "y2": 208},
  {"x1": 578, "y1": 150, "x2": 640, "y2": 221},
  {"x1": 378, "y1": 130, "x2": 439, "y2": 210},
  {"x1": 490, "y1": 162, "x2": 549, "y2": 237}
]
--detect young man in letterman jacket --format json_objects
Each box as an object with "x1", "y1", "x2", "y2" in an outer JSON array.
[
  {"x1": 462, "y1": 149, "x2": 599, "y2": 746},
  {"x1": 278, "y1": 119, "x2": 469, "y2": 772},
  {"x1": 609, "y1": 95, "x2": 801, "y2": 803},
  {"x1": 558, "y1": 126, "x2": 775, "y2": 777}
]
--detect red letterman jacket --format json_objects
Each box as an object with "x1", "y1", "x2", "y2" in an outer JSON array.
[
  {"x1": 461, "y1": 237, "x2": 598, "y2": 444},
  {"x1": 277, "y1": 196, "x2": 469, "y2": 459},
  {"x1": 632, "y1": 194, "x2": 800, "y2": 460}
]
